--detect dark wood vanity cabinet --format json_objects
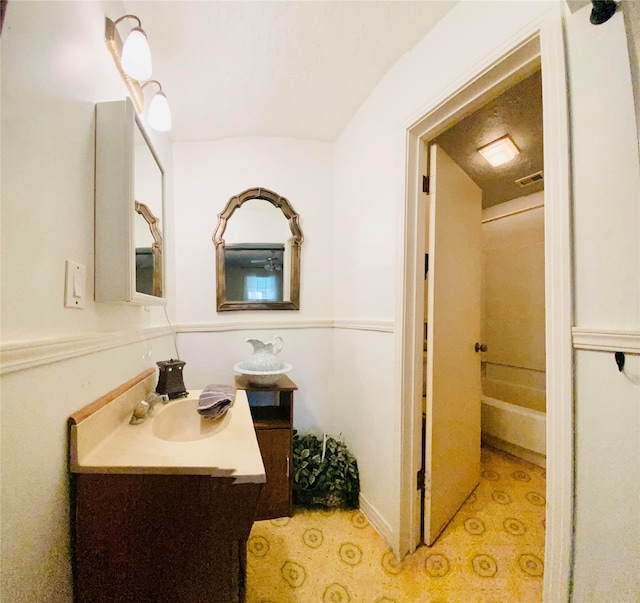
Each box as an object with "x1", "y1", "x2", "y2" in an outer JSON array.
[
  {"x1": 253, "y1": 429, "x2": 291, "y2": 519},
  {"x1": 235, "y1": 375, "x2": 296, "y2": 520},
  {"x1": 69, "y1": 376, "x2": 265, "y2": 603},
  {"x1": 73, "y1": 474, "x2": 261, "y2": 603}
]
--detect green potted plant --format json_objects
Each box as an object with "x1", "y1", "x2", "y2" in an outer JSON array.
[{"x1": 292, "y1": 432, "x2": 360, "y2": 509}]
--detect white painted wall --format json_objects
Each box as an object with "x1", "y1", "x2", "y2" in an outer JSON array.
[
  {"x1": 333, "y1": 0, "x2": 553, "y2": 547},
  {"x1": 332, "y1": 2, "x2": 639, "y2": 600},
  {"x1": 223, "y1": 198, "x2": 291, "y2": 244},
  {"x1": 624, "y1": 0, "x2": 640, "y2": 143},
  {"x1": 1, "y1": 2, "x2": 175, "y2": 340},
  {"x1": 572, "y1": 350, "x2": 640, "y2": 601},
  {"x1": 0, "y1": 2, "x2": 176, "y2": 601},
  {"x1": 569, "y1": 10, "x2": 640, "y2": 331},
  {"x1": 173, "y1": 137, "x2": 333, "y2": 324},
  {"x1": 2, "y1": 2, "x2": 639, "y2": 602},
  {"x1": 566, "y1": 6, "x2": 640, "y2": 601},
  {"x1": 172, "y1": 138, "x2": 335, "y2": 434},
  {"x1": 180, "y1": 328, "x2": 334, "y2": 434}
]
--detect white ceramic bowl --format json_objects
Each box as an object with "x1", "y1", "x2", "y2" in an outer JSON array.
[{"x1": 233, "y1": 362, "x2": 292, "y2": 387}]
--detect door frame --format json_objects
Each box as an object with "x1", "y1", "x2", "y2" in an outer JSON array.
[{"x1": 398, "y1": 7, "x2": 573, "y2": 603}]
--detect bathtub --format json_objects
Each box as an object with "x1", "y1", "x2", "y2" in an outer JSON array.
[{"x1": 481, "y1": 378, "x2": 546, "y2": 468}]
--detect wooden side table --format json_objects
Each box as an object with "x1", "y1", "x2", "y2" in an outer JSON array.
[{"x1": 235, "y1": 375, "x2": 297, "y2": 520}]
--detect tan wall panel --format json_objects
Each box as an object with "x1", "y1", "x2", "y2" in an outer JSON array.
[{"x1": 481, "y1": 200, "x2": 546, "y2": 385}]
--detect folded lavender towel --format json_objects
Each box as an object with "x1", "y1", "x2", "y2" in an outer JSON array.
[{"x1": 198, "y1": 384, "x2": 235, "y2": 420}]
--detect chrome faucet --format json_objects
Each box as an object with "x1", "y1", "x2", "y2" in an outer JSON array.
[{"x1": 129, "y1": 392, "x2": 169, "y2": 424}]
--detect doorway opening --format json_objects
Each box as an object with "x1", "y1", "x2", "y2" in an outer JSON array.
[
  {"x1": 399, "y1": 21, "x2": 573, "y2": 603},
  {"x1": 419, "y1": 68, "x2": 547, "y2": 548}
]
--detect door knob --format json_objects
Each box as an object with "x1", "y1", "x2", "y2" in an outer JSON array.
[{"x1": 475, "y1": 343, "x2": 488, "y2": 353}]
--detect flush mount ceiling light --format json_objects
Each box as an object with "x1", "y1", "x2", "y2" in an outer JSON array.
[
  {"x1": 142, "y1": 81, "x2": 172, "y2": 132},
  {"x1": 477, "y1": 135, "x2": 520, "y2": 167},
  {"x1": 104, "y1": 16, "x2": 172, "y2": 132}
]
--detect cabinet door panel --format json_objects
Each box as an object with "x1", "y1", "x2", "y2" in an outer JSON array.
[{"x1": 255, "y1": 429, "x2": 291, "y2": 520}]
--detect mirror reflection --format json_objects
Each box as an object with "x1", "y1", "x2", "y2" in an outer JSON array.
[
  {"x1": 134, "y1": 201, "x2": 163, "y2": 297},
  {"x1": 225, "y1": 244, "x2": 285, "y2": 302},
  {"x1": 213, "y1": 188, "x2": 303, "y2": 311},
  {"x1": 134, "y1": 120, "x2": 164, "y2": 299}
]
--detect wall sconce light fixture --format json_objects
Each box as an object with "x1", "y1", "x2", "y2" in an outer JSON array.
[
  {"x1": 105, "y1": 15, "x2": 171, "y2": 132},
  {"x1": 477, "y1": 135, "x2": 520, "y2": 167},
  {"x1": 107, "y1": 15, "x2": 152, "y2": 81},
  {"x1": 142, "y1": 80, "x2": 172, "y2": 132}
]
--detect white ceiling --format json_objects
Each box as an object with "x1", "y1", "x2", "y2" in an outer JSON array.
[{"x1": 124, "y1": 1, "x2": 456, "y2": 142}]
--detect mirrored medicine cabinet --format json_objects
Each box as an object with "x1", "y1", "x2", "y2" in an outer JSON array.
[
  {"x1": 95, "y1": 98, "x2": 166, "y2": 304},
  {"x1": 213, "y1": 188, "x2": 304, "y2": 311}
]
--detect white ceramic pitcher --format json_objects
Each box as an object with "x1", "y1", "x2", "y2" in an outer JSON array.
[{"x1": 243, "y1": 337, "x2": 284, "y2": 372}]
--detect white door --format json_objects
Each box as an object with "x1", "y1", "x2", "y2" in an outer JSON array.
[{"x1": 424, "y1": 144, "x2": 483, "y2": 545}]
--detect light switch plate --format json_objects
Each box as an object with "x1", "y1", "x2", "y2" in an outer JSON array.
[{"x1": 64, "y1": 260, "x2": 86, "y2": 309}]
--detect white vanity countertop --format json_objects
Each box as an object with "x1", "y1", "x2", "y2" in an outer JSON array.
[{"x1": 70, "y1": 389, "x2": 266, "y2": 484}]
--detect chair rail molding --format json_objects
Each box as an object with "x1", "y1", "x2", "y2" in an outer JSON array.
[
  {"x1": 0, "y1": 326, "x2": 174, "y2": 375},
  {"x1": 1, "y1": 320, "x2": 396, "y2": 375},
  {"x1": 178, "y1": 319, "x2": 333, "y2": 333},
  {"x1": 572, "y1": 328, "x2": 640, "y2": 353},
  {"x1": 332, "y1": 320, "x2": 394, "y2": 333},
  {"x1": 178, "y1": 319, "x2": 393, "y2": 334}
]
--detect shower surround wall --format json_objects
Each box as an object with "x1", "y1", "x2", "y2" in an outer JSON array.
[
  {"x1": 480, "y1": 193, "x2": 546, "y2": 462},
  {"x1": 482, "y1": 193, "x2": 546, "y2": 408}
]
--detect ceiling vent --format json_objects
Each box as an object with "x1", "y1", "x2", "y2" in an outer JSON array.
[{"x1": 515, "y1": 170, "x2": 544, "y2": 188}]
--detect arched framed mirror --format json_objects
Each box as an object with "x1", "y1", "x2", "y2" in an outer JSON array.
[{"x1": 213, "y1": 187, "x2": 303, "y2": 311}]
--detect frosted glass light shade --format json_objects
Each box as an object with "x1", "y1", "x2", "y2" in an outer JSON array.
[
  {"x1": 477, "y1": 135, "x2": 520, "y2": 167},
  {"x1": 148, "y1": 91, "x2": 172, "y2": 132},
  {"x1": 121, "y1": 27, "x2": 152, "y2": 81}
]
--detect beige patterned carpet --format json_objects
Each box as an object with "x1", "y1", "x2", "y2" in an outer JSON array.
[{"x1": 247, "y1": 446, "x2": 545, "y2": 603}]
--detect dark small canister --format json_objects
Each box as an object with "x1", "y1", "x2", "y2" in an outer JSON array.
[{"x1": 156, "y1": 359, "x2": 188, "y2": 399}]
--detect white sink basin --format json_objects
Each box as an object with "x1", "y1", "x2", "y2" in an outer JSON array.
[
  {"x1": 70, "y1": 389, "x2": 265, "y2": 482},
  {"x1": 152, "y1": 399, "x2": 231, "y2": 442}
]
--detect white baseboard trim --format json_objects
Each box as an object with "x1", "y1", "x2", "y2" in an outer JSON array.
[
  {"x1": 0, "y1": 326, "x2": 174, "y2": 375},
  {"x1": 572, "y1": 328, "x2": 640, "y2": 353},
  {"x1": 359, "y1": 493, "x2": 394, "y2": 554}
]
